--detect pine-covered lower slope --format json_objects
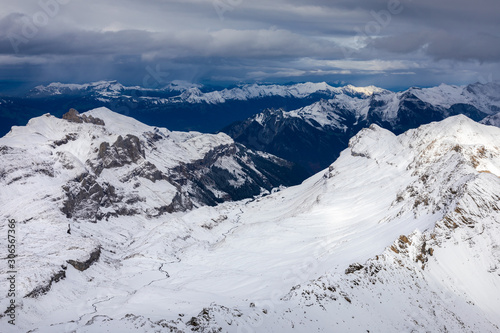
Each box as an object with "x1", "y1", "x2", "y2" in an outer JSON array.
[{"x1": 1, "y1": 115, "x2": 499, "y2": 332}]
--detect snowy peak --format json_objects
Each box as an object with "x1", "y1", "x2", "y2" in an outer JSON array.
[
  {"x1": 225, "y1": 81, "x2": 500, "y2": 175},
  {"x1": 342, "y1": 84, "x2": 387, "y2": 97},
  {"x1": 1, "y1": 107, "x2": 304, "y2": 221},
  {"x1": 180, "y1": 115, "x2": 500, "y2": 331},
  {"x1": 349, "y1": 115, "x2": 500, "y2": 171},
  {"x1": 408, "y1": 82, "x2": 500, "y2": 112},
  {"x1": 406, "y1": 83, "x2": 466, "y2": 108},
  {"x1": 164, "y1": 80, "x2": 203, "y2": 91},
  {"x1": 481, "y1": 112, "x2": 500, "y2": 127},
  {"x1": 30, "y1": 80, "x2": 129, "y2": 97},
  {"x1": 28, "y1": 80, "x2": 392, "y2": 104},
  {"x1": 240, "y1": 85, "x2": 385, "y2": 130},
  {"x1": 24, "y1": 81, "x2": 500, "y2": 125},
  {"x1": 29, "y1": 80, "x2": 194, "y2": 99},
  {"x1": 240, "y1": 81, "x2": 500, "y2": 132},
  {"x1": 175, "y1": 82, "x2": 390, "y2": 104},
  {"x1": 2, "y1": 114, "x2": 500, "y2": 332}
]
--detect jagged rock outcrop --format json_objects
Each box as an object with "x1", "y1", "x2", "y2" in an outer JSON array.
[
  {"x1": 61, "y1": 173, "x2": 133, "y2": 221},
  {"x1": 67, "y1": 247, "x2": 101, "y2": 271},
  {"x1": 95, "y1": 134, "x2": 145, "y2": 172},
  {"x1": 62, "y1": 108, "x2": 105, "y2": 125},
  {"x1": 24, "y1": 270, "x2": 66, "y2": 299}
]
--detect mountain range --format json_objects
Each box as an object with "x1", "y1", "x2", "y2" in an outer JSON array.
[
  {"x1": 223, "y1": 81, "x2": 500, "y2": 174},
  {"x1": 0, "y1": 80, "x2": 353, "y2": 138},
  {"x1": 3, "y1": 80, "x2": 500, "y2": 176},
  {"x1": 0, "y1": 107, "x2": 304, "y2": 222},
  {"x1": 1, "y1": 111, "x2": 499, "y2": 332},
  {"x1": 28, "y1": 80, "x2": 385, "y2": 104}
]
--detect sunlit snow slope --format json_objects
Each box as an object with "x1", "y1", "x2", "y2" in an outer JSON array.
[{"x1": 1, "y1": 114, "x2": 500, "y2": 332}]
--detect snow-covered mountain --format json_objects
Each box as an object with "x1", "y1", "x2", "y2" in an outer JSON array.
[
  {"x1": 170, "y1": 82, "x2": 385, "y2": 104},
  {"x1": 481, "y1": 112, "x2": 500, "y2": 127},
  {"x1": 5, "y1": 80, "x2": 499, "y2": 142},
  {"x1": 1, "y1": 115, "x2": 499, "y2": 332},
  {"x1": 29, "y1": 80, "x2": 203, "y2": 98},
  {"x1": 29, "y1": 81, "x2": 383, "y2": 104},
  {"x1": 28, "y1": 80, "x2": 500, "y2": 111},
  {"x1": 0, "y1": 106, "x2": 304, "y2": 223},
  {"x1": 224, "y1": 81, "x2": 500, "y2": 174},
  {"x1": 3, "y1": 81, "x2": 371, "y2": 137},
  {"x1": 30, "y1": 81, "x2": 131, "y2": 97}
]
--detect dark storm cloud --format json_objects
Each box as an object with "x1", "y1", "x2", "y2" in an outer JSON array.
[
  {"x1": 0, "y1": 0, "x2": 499, "y2": 90},
  {"x1": 370, "y1": 31, "x2": 500, "y2": 62},
  {"x1": 281, "y1": 0, "x2": 500, "y2": 62},
  {"x1": 0, "y1": 23, "x2": 340, "y2": 59}
]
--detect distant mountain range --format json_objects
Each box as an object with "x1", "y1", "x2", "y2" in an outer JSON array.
[
  {"x1": 1, "y1": 80, "x2": 361, "y2": 138},
  {"x1": 223, "y1": 82, "x2": 500, "y2": 174},
  {"x1": 2, "y1": 80, "x2": 500, "y2": 176},
  {"x1": 28, "y1": 80, "x2": 384, "y2": 103}
]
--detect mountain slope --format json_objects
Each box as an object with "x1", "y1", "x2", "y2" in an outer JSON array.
[
  {"x1": 0, "y1": 107, "x2": 305, "y2": 305},
  {"x1": 224, "y1": 82, "x2": 500, "y2": 174},
  {"x1": 1, "y1": 115, "x2": 499, "y2": 332},
  {"x1": 481, "y1": 112, "x2": 500, "y2": 127},
  {"x1": 1, "y1": 107, "x2": 305, "y2": 217}
]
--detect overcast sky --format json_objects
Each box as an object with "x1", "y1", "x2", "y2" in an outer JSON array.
[{"x1": 1, "y1": 0, "x2": 499, "y2": 92}]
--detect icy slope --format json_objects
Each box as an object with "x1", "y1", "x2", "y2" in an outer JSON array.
[{"x1": 1, "y1": 115, "x2": 499, "y2": 332}]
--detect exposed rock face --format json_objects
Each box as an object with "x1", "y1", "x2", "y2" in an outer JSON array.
[
  {"x1": 67, "y1": 247, "x2": 101, "y2": 271},
  {"x1": 168, "y1": 142, "x2": 306, "y2": 206},
  {"x1": 53, "y1": 133, "x2": 78, "y2": 146},
  {"x1": 61, "y1": 173, "x2": 140, "y2": 221},
  {"x1": 62, "y1": 108, "x2": 82, "y2": 123},
  {"x1": 224, "y1": 108, "x2": 355, "y2": 175},
  {"x1": 53, "y1": 108, "x2": 307, "y2": 222},
  {"x1": 23, "y1": 248, "x2": 101, "y2": 299},
  {"x1": 345, "y1": 263, "x2": 364, "y2": 274},
  {"x1": 24, "y1": 270, "x2": 66, "y2": 298},
  {"x1": 96, "y1": 134, "x2": 145, "y2": 172},
  {"x1": 62, "y1": 108, "x2": 105, "y2": 126},
  {"x1": 120, "y1": 161, "x2": 165, "y2": 183}
]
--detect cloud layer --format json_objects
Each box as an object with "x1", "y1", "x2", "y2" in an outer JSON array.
[{"x1": 0, "y1": 0, "x2": 499, "y2": 90}]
